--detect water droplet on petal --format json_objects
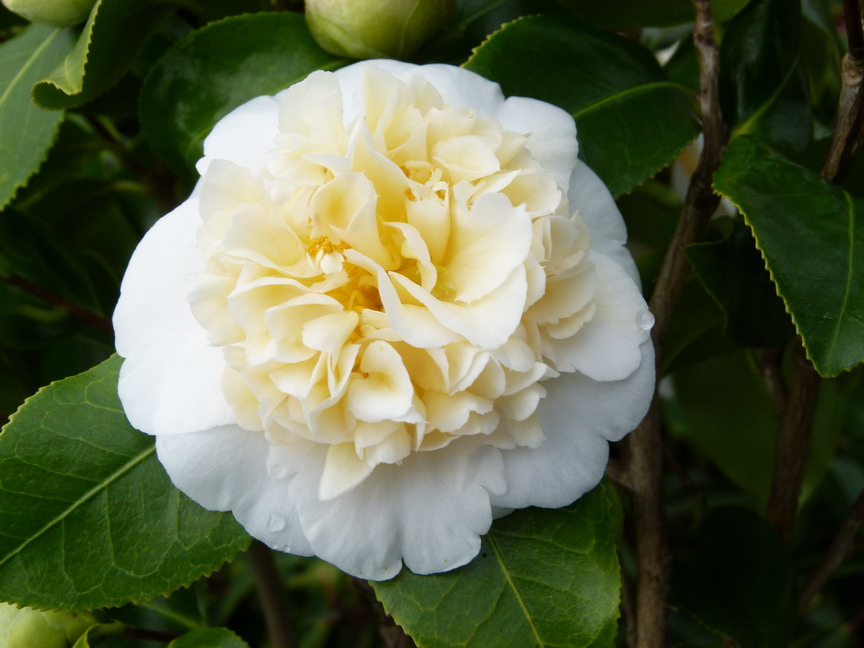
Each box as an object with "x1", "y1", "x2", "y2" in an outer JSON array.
[
  {"x1": 268, "y1": 463, "x2": 287, "y2": 479},
  {"x1": 637, "y1": 310, "x2": 655, "y2": 331},
  {"x1": 268, "y1": 514, "x2": 286, "y2": 532}
]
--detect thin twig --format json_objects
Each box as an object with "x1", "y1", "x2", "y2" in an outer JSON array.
[
  {"x1": 0, "y1": 275, "x2": 113, "y2": 335},
  {"x1": 821, "y1": 0, "x2": 864, "y2": 183},
  {"x1": 248, "y1": 541, "x2": 297, "y2": 648},
  {"x1": 799, "y1": 490, "x2": 864, "y2": 610},
  {"x1": 626, "y1": 2, "x2": 727, "y2": 646},
  {"x1": 606, "y1": 458, "x2": 632, "y2": 490},
  {"x1": 765, "y1": 341, "x2": 820, "y2": 541},
  {"x1": 759, "y1": 346, "x2": 789, "y2": 417},
  {"x1": 352, "y1": 578, "x2": 417, "y2": 648}
]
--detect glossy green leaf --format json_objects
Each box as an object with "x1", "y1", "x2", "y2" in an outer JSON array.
[
  {"x1": 714, "y1": 136, "x2": 864, "y2": 377},
  {"x1": 140, "y1": 12, "x2": 347, "y2": 174},
  {"x1": 373, "y1": 483, "x2": 620, "y2": 648},
  {"x1": 464, "y1": 15, "x2": 699, "y2": 196},
  {"x1": 667, "y1": 349, "x2": 844, "y2": 498},
  {"x1": 556, "y1": 0, "x2": 693, "y2": 27},
  {"x1": 0, "y1": 24, "x2": 75, "y2": 209},
  {"x1": 0, "y1": 356, "x2": 250, "y2": 611},
  {"x1": 720, "y1": 0, "x2": 812, "y2": 153},
  {"x1": 431, "y1": 0, "x2": 567, "y2": 63},
  {"x1": 687, "y1": 219, "x2": 793, "y2": 347},
  {"x1": 168, "y1": 628, "x2": 251, "y2": 648},
  {"x1": 31, "y1": 0, "x2": 178, "y2": 109},
  {"x1": 673, "y1": 507, "x2": 796, "y2": 648}
]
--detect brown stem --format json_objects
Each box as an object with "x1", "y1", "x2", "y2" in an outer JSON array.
[
  {"x1": 352, "y1": 578, "x2": 417, "y2": 648},
  {"x1": 821, "y1": 0, "x2": 864, "y2": 183},
  {"x1": 0, "y1": 275, "x2": 113, "y2": 335},
  {"x1": 626, "y1": 2, "x2": 727, "y2": 646},
  {"x1": 799, "y1": 490, "x2": 864, "y2": 610},
  {"x1": 248, "y1": 541, "x2": 297, "y2": 648},
  {"x1": 759, "y1": 345, "x2": 789, "y2": 417},
  {"x1": 765, "y1": 342, "x2": 820, "y2": 541},
  {"x1": 606, "y1": 458, "x2": 632, "y2": 490}
]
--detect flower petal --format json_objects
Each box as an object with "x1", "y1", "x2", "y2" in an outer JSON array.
[
  {"x1": 114, "y1": 198, "x2": 234, "y2": 435},
  {"x1": 496, "y1": 95, "x2": 579, "y2": 191},
  {"x1": 545, "y1": 251, "x2": 650, "y2": 381},
  {"x1": 198, "y1": 95, "x2": 280, "y2": 176},
  {"x1": 155, "y1": 427, "x2": 314, "y2": 556},
  {"x1": 293, "y1": 441, "x2": 507, "y2": 579},
  {"x1": 492, "y1": 338, "x2": 654, "y2": 510},
  {"x1": 568, "y1": 159, "x2": 640, "y2": 284}
]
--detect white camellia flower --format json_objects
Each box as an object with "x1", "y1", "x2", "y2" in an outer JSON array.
[{"x1": 114, "y1": 60, "x2": 655, "y2": 579}]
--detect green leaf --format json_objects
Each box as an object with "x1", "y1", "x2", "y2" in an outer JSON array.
[
  {"x1": 140, "y1": 12, "x2": 347, "y2": 174},
  {"x1": 31, "y1": 0, "x2": 178, "y2": 109},
  {"x1": 556, "y1": 0, "x2": 693, "y2": 27},
  {"x1": 464, "y1": 15, "x2": 699, "y2": 196},
  {"x1": 373, "y1": 483, "x2": 621, "y2": 648},
  {"x1": 0, "y1": 356, "x2": 250, "y2": 610},
  {"x1": 720, "y1": 0, "x2": 813, "y2": 154},
  {"x1": 0, "y1": 24, "x2": 75, "y2": 209},
  {"x1": 672, "y1": 507, "x2": 797, "y2": 648},
  {"x1": 168, "y1": 627, "x2": 251, "y2": 648},
  {"x1": 687, "y1": 219, "x2": 793, "y2": 347},
  {"x1": 714, "y1": 136, "x2": 864, "y2": 377},
  {"x1": 667, "y1": 349, "x2": 844, "y2": 498}
]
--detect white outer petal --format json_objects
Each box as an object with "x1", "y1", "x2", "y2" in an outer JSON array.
[
  {"x1": 197, "y1": 95, "x2": 280, "y2": 176},
  {"x1": 114, "y1": 197, "x2": 234, "y2": 435},
  {"x1": 496, "y1": 95, "x2": 579, "y2": 191},
  {"x1": 492, "y1": 339, "x2": 654, "y2": 510},
  {"x1": 549, "y1": 251, "x2": 650, "y2": 382},
  {"x1": 290, "y1": 441, "x2": 506, "y2": 579},
  {"x1": 333, "y1": 60, "x2": 507, "y2": 124},
  {"x1": 156, "y1": 427, "x2": 313, "y2": 556},
  {"x1": 568, "y1": 159, "x2": 640, "y2": 284}
]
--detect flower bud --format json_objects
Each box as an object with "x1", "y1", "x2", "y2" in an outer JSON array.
[
  {"x1": 305, "y1": 0, "x2": 454, "y2": 59},
  {"x1": 0, "y1": 603, "x2": 99, "y2": 648},
  {"x1": 1, "y1": 0, "x2": 96, "y2": 26}
]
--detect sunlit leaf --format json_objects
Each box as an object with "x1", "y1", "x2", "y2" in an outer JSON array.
[
  {"x1": 0, "y1": 24, "x2": 75, "y2": 209},
  {"x1": 0, "y1": 356, "x2": 250, "y2": 610},
  {"x1": 31, "y1": 0, "x2": 177, "y2": 109},
  {"x1": 373, "y1": 484, "x2": 621, "y2": 648}
]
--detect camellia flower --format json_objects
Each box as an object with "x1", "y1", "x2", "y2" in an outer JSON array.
[{"x1": 114, "y1": 60, "x2": 655, "y2": 579}]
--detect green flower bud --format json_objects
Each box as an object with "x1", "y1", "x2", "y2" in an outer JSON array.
[
  {"x1": 1, "y1": 0, "x2": 97, "y2": 26},
  {"x1": 305, "y1": 0, "x2": 454, "y2": 60},
  {"x1": 0, "y1": 603, "x2": 100, "y2": 648}
]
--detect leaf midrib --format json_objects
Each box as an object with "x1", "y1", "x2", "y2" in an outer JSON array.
[
  {"x1": 572, "y1": 80, "x2": 689, "y2": 120},
  {"x1": 0, "y1": 444, "x2": 155, "y2": 569},
  {"x1": 488, "y1": 532, "x2": 545, "y2": 647},
  {"x1": 0, "y1": 29, "x2": 62, "y2": 107}
]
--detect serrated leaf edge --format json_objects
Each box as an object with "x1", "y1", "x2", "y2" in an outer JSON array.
[{"x1": 711, "y1": 145, "x2": 860, "y2": 377}]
